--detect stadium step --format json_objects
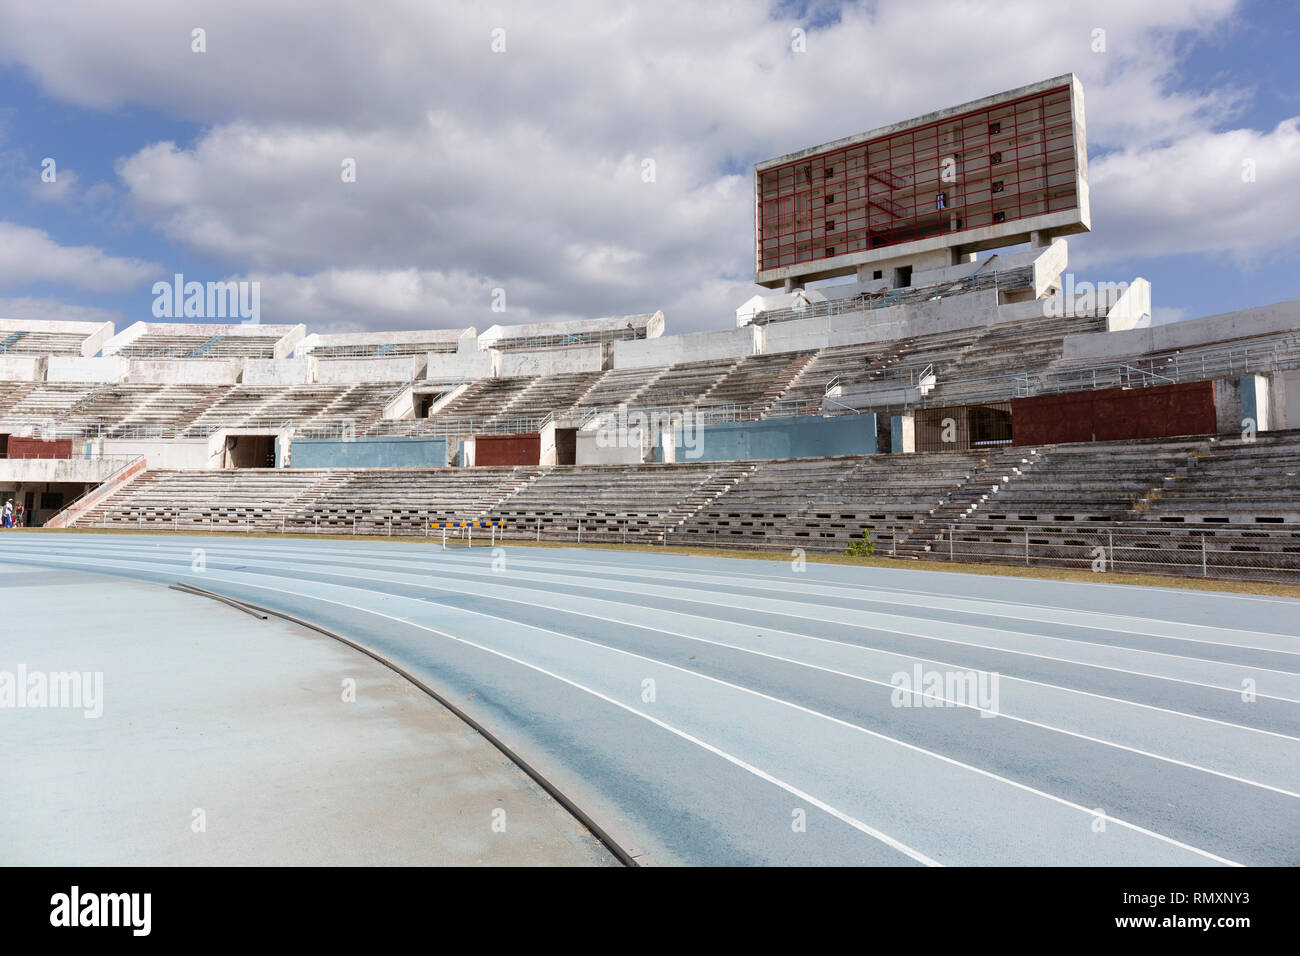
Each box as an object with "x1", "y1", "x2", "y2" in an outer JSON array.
[
  {"x1": 895, "y1": 447, "x2": 1041, "y2": 554},
  {"x1": 664, "y1": 463, "x2": 758, "y2": 529},
  {"x1": 478, "y1": 465, "x2": 550, "y2": 516}
]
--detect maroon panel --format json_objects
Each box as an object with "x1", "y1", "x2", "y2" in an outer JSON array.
[
  {"x1": 475, "y1": 432, "x2": 540, "y2": 467},
  {"x1": 6, "y1": 437, "x2": 74, "y2": 459},
  {"x1": 1011, "y1": 382, "x2": 1217, "y2": 446}
]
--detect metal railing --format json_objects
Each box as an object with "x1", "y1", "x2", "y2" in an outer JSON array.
[{"x1": 748, "y1": 266, "x2": 1033, "y2": 326}]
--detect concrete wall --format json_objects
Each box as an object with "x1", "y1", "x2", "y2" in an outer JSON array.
[
  {"x1": 1103, "y1": 277, "x2": 1152, "y2": 332},
  {"x1": 290, "y1": 436, "x2": 448, "y2": 468},
  {"x1": 1062, "y1": 297, "x2": 1300, "y2": 364},
  {"x1": 0, "y1": 355, "x2": 44, "y2": 382},
  {"x1": 425, "y1": 343, "x2": 495, "y2": 382},
  {"x1": 667, "y1": 413, "x2": 877, "y2": 462},
  {"x1": 765, "y1": 290, "x2": 1001, "y2": 355},
  {"x1": 1281, "y1": 369, "x2": 1300, "y2": 430},
  {"x1": 242, "y1": 358, "x2": 312, "y2": 385},
  {"x1": 499, "y1": 345, "x2": 604, "y2": 376},
  {"x1": 575, "y1": 421, "x2": 649, "y2": 465},
  {"x1": 126, "y1": 358, "x2": 242, "y2": 385},
  {"x1": 614, "y1": 325, "x2": 759, "y2": 370},
  {"x1": 314, "y1": 355, "x2": 424, "y2": 383},
  {"x1": 0, "y1": 454, "x2": 129, "y2": 483},
  {"x1": 46, "y1": 356, "x2": 129, "y2": 383},
  {"x1": 98, "y1": 438, "x2": 210, "y2": 470}
]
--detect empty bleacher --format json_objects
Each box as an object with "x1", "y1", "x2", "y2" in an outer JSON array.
[
  {"x1": 113, "y1": 331, "x2": 285, "y2": 359},
  {"x1": 0, "y1": 330, "x2": 90, "y2": 355}
]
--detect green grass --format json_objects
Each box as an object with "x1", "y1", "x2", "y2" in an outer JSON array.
[{"x1": 18, "y1": 525, "x2": 1300, "y2": 598}]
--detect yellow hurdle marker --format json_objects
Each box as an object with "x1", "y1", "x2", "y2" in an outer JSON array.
[{"x1": 430, "y1": 519, "x2": 506, "y2": 549}]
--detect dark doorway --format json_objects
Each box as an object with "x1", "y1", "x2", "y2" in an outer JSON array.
[
  {"x1": 227, "y1": 435, "x2": 277, "y2": 468},
  {"x1": 555, "y1": 428, "x2": 577, "y2": 465}
]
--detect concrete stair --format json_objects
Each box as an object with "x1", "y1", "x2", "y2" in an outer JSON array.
[
  {"x1": 895, "y1": 447, "x2": 1041, "y2": 555},
  {"x1": 477, "y1": 465, "x2": 549, "y2": 516},
  {"x1": 665, "y1": 463, "x2": 758, "y2": 527}
]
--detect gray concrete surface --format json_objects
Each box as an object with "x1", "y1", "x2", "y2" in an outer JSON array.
[{"x1": 0, "y1": 561, "x2": 615, "y2": 866}]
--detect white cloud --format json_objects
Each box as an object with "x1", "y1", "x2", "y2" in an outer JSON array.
[
  {"x1": 3, "y1": 0, "x2": 1289, "y2": 332},
  {"x1": 0, "y1": 221, "x2": 159, "y2": 292},
  {"x1": 27, "y1": 166, "x2": 79, "y2": 202},
  {"x1": 1074, "y1": 118, "x2": 1300, "y2": 269},
  {"x1": 0, "y1": 295, "x2": 125, "y2": 325}
]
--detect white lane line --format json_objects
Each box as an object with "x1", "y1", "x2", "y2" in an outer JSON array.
[
  {"x1": 10, "y1": 543, "x2": 1300, "y2": 707},
  {"x1": 18, "y1": 542, "x2": 1296, "y2": 745},
  {"x1": 26, "y1": 541, "x2": 1300, "y2": 686},
  {"x1": 27, "y1": 545, "x2": 1235, "y2": 866},
  {"x1": 96, "y1": 541, "x2": 1300, "y2": 766},
  {"x1": 85, "y1": 537, "x2": 1300, "y2": 652},
  {"x1": 461, "y1": 545, "x2": 1300, "y2": 608},
  {"x1": 406, "y1": 549, "x2": 1300, "y2": 652},
  {"x1": 342, "y1": 570, "x2": 1300, "y2": 798},
  {"x1": 184, "y1": 571, "x2": 941, "y2": 866},
  {"x1": 47, "y1": 536, "x2": 1300, "y2": 638},
  {"x1": 189, "y1": 568, "x2": 1237, "y2": 867},
  {"x1": 32, "y1": 528, "x2": 1300, "y2": 617}
]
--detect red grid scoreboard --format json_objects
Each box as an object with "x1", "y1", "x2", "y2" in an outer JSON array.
[{"x1": 754, "y1": 74, "x2": 1089, "y2": 287}]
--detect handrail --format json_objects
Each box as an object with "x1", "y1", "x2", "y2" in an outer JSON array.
[{"x1": 43, "y1": 454, "x2": 148, "y2": 528}]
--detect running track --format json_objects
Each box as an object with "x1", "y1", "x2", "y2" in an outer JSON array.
[{"x1": 3, "y1": 532, "x2": 1297, "y2": 866}]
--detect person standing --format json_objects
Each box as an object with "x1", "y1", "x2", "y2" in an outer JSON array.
[{"x1": 2, "y1": 499, "x2": 12, "y2": 529}]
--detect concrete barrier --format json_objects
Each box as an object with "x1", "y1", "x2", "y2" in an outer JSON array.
[
  {"x1": 500, "y1": 345, "x2": 603, "y2": 376},
  {"x1": 315, "y1": 355, "x2": 424, "y2": 383},
  {"x1": 46, "y1": 356, "x2": 129, "y2": 383},
  {"x1": 614, "y1": 325, "x2": 759, "y2": 369},
  {"x1": 666, "y1": 413, "x2": 878, "y2": 462},
  {"x1": 290, "y1": 436, "x2": 449, "y2": 468},
  {"x1": 242, "y1": 358, "x2": 312, "y2": 385},
  {"x1": 1062, "y1": 296, "x2": 1300, "y2": 363}
]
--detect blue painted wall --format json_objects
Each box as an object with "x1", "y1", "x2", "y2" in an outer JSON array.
[
  {"x1": 665, "y1": 413, "x2": 877, "y2": 462},
  {"x1": 291, "y1": 436, "x2": 448, "y2": 468}
]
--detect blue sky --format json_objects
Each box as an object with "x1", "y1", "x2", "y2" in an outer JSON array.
[{"x1": 0, "y1": 0, "x2": 1296, "y2": 333}]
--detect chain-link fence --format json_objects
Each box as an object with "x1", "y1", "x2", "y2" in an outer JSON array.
[
  {"x1": 937, "y1": 523, "x2": 1300, "y2": 583},
  {"x1": 78, "y1": 509, "x2": 1300, "y2": 584}
]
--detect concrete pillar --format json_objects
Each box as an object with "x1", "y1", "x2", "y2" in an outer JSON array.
[
  {"x1": 1029, "y1": 230, "x2": 1051, "y2": 248},
  {"x1": 890, "y1": 414, "x2": 916, "y2": 454},
  {"x1": 782, "y1": 278, "x2": 804, "y2": 293},
  {"x1": 658, "y1": 430, "x2": 677, "y2": 464}
]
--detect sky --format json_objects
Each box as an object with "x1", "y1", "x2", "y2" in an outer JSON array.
[{"x1": 0, "y1": 0, "x2": 1296, "y2": 336}]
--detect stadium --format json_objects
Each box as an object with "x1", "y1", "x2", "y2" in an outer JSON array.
[{"x1": 1, "y1": 70, "x2": 1297, "y2": 873}]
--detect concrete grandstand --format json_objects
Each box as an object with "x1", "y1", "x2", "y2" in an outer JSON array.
[{"x1": 1, "y1": 238, "x2": 1298, "y2": 582}]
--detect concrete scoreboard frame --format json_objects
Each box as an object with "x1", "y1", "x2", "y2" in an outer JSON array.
[{"x1": 754, "y1": 74, "x2": 1089, "y2": 289}]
